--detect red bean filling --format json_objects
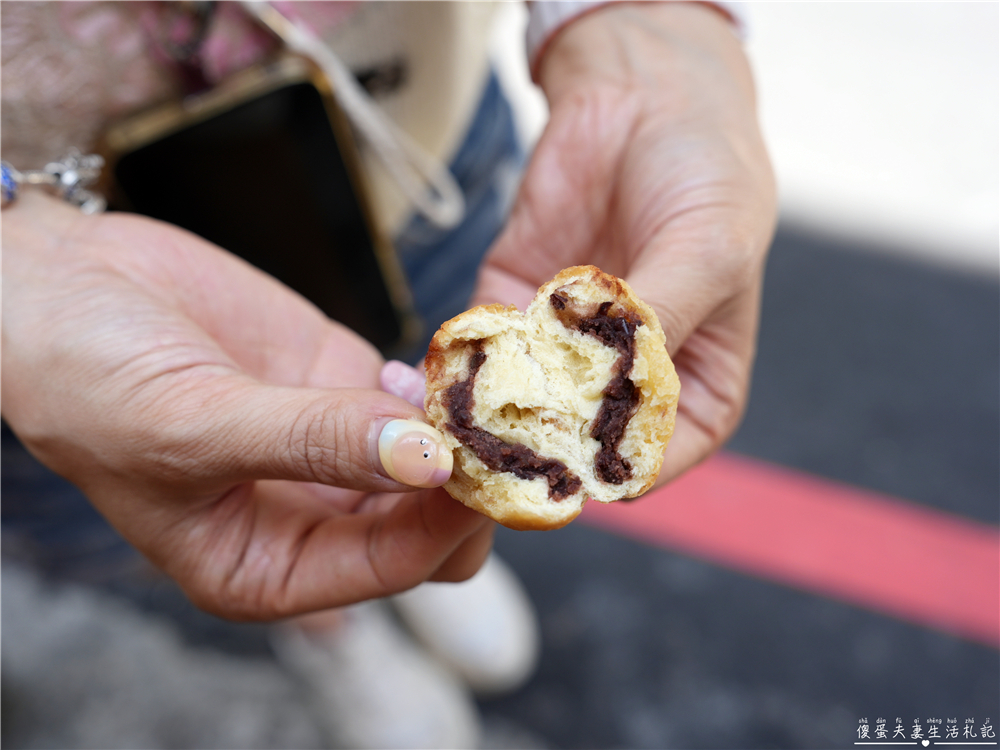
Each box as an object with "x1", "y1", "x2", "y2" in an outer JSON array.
[
  {"x1": 444, "y1": 342, "x2": 583, "y2": 500},
  {"x1": 550, "y1": 293, "x2": 642, "y2": 484}
]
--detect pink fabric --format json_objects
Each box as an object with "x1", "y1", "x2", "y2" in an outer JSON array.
[
  {"x1": 198, "y1": 3, "x2": 278, "y2": 83},
  {"x1": 139, "y1": 1, "x2": 362, "y2": 84},
  {"x1": 2, "y1": 3, "x2": 179, "y2": 164},
  {"x1": 1, "y1": 2, "x2": 365, "y2": 166},
  {"x1": 198, "y1": 2, "x2": 361, "y2": 84}
]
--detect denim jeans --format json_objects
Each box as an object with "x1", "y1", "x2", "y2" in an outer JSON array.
[{"x1": 394, "y1": 70, "x2": 524, "y2": 362}]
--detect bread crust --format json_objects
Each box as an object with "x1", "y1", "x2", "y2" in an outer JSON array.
[{"x1": 425, "y1": 266, "x2": 680, "y2": 530}]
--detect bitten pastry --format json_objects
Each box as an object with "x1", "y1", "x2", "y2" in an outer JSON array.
[{"x1": 424, "y1": 266, "x2": 680, "y2": 531}]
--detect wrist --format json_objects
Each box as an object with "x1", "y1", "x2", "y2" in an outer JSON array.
[
  {"x1": 536, "y1": 2, "x2": 753, "y2": 107},
  {"x1": 0, "y1": 190, "x2": 98, "y2": 274},
  {"x1": 2, "y1": 187, "x2": 86, "y2": 224},
  {"x1": 528, "y1": 2, "x2": 745, "y2": 84}
]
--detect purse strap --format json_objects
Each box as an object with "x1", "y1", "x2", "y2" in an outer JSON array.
[{"x1": 241, "y1": 2, "x2": 465, "y2": 231}]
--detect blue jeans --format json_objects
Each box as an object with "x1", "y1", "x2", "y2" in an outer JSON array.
[
  {"x1": 1, "y1": 70, "x2": 523, "y2": 583},
  {"x1": 395, "y1": 71, "x2": 523, "y2": 362}
]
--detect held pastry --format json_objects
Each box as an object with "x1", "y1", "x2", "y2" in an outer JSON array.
[{"x1": 424, "y1": 266, "x2": 680, "y2": 531}]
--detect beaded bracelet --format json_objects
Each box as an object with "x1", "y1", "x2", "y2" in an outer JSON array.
[{"x1": 1, "y1": 150, "x2": 107, "y2": 214}]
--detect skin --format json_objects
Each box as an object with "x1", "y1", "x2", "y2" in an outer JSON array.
[
  {"x1": 477, "y1": 3, "x2": 777, "y2": 485},
  {"x1": 1, "y1": 2, "x2": 776, "y2": 620},
  {"x1": 2, "y1": 192, "x2": 493, "y2": 619}
]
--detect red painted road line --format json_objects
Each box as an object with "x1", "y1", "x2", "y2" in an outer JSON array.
[{"x1": 579, "y1": 452, "x2": 1000, "y2": 648}]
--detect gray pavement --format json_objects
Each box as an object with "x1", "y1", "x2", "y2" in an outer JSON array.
[
  {"x1": 1, "y1": 561, "x2": 550, "y2": 749},
  {"x1": 2, "y1": 563, "x2": 325, "y2": 750}
]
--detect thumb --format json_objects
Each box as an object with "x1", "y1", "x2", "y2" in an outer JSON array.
[{"x1": 149, "y1": 375, "x2": 453, "y2": 493}]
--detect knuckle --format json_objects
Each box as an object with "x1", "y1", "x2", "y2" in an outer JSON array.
[
  {"x1": 702, "y1": 377, "x2": 749, "y2": 449},
  {"x1": 182, "y1": 561, "x2": 288, "y2": 623},
  {"x1": 704, "y1": 219, "x2": 765, "y2": 290},
  {"x1": 366, "y1": 518, "x2": 415, "y2": 595},
  {"x1": 288, "y1": 401, "x2": 366, "y2": 486}
]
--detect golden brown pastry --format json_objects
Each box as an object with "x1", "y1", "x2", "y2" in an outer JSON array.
[{"x1": 425, "y1": 266, "x2": 680, "y2": 530}]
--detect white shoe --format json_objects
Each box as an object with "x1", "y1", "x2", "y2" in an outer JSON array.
[
  {"x1": 391, "y1": 554, "x2": 540, "y2": 696},
  {"x1": 270, "y1": 601, "x2": 481, "y2": 750}
]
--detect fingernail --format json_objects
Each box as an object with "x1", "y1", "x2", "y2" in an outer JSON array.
[{"x1": 378, "y1": 419, "x2": 452, "y2": 488}]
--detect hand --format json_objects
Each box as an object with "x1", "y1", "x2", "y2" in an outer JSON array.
[
  {"x1": 475, "y1": 3, "x2": 777, "y2": 484},
  {"x1": 2, "y1": 192, "x2": 493, "y2": 620}
]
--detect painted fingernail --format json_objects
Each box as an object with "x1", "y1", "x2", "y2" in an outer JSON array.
[
  {"x1": 378, "y1": 419, "x2": 453, "y2": 488},
  {"x1": 380, "y1": 360, "x2": 427, "y2": 408}
]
